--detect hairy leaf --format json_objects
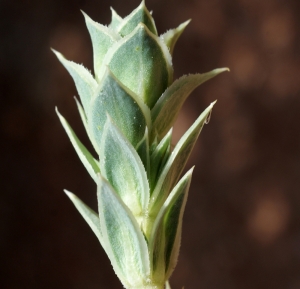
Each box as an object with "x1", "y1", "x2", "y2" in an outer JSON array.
[
  {"x1": 89, "y1": 68, "x2": 150, "y2": 153},
  {"x1": 100, "y1": 23, "x2": 172, "y2": 108},
  {"x1": 109, "y1": 8, "x2": 123, "y2": 30},
  {"x1": 56, "y1": 108, "x2": 100, "y2": 183},
  {"x1": 52, "y1": 49, "x2": 97, "y2": 113},
  {"x1": 149, "y1": 168, "x2": 193, "y2": 283},
  {"x1": 97, "y1": 176, "x2": 150, "y2": 288},
  {"x1": 117, "y1": 0, "x2": 157, "y2": 37},
  {"x1": 161, "y1": 20, "x2": 190, "y2": 55},
  {"x1": 151, "y1": 68, "x2": 228, "y2": 140},
  {"x1": 64, "y1": 190, "x2": 105, "y2": 249},
  {"x1": 99, "y1": 117, "x2": 149, "y2": 222},
  {"x1": 83, "y1": 11, "x2": 120, "y2": 80},
  {"x1": 136, "y1": 127, "x2": 150, "y2": 175},
  {"x1": 145, "y1": 102, "x2": 215, "y2": 236},
  {"x1": 149, "y1": 129, "x2": 172, "y2": 192}
]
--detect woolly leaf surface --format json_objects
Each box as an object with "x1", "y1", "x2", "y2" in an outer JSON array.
[
  {"x1": 117, "y1": 1, "x2": 157, "y2": 36},
  {"x1": 99, "y1": 117, "x2": 149, "y2": 221},
  {"x1": 89, "y1": 68, "x2": 150, "y2": 153},
  {"x1": 97, "y1": 176, "x2": 150, "y2": 288},
  {"x1": 83, "y1": 11, "x2": 120, "y2": 80},
  {"x1": 101, "y1": 23, "x2": 172, "y2": 108}
]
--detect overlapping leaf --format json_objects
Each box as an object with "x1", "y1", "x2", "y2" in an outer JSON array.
[
  {"x1": 109, "y1": 8, "x2": 123, "y2": 30},
  {"x1": 161, "y1": 20, "x2": 191, "y2": 55},
  {"x1": 149, "y1": 168, "x2": 193, "y2": 282},
  {"x1": 99, "y1": 117, "x2": 149, "y2": 222},
  {"x1": 97, "y1": 176, "x2": 150, "y2": 288},
  {"x1": 117, "y1": 0, "x2": 157, "y2": 37},
  {"x1": 56, "y1": 108, "x2": 100, "y2": 183},
  {"x1": 100, "y1": 23, "x2": 173, "y2": 108},
  {"x1": 65, "y1": 190, "x2": 104, "y2": 248},
  {"x1": 149, "y1": 129, "x2": 172, "y2": 191},
  {"x1": 52, "y1": 49, "x2": 97, "y2": 113},
  {"x1": 88, "y1": 68, "x2": 150, "y2": 153},
  {"x1": 83, "y1": 11, "x2": 120, "y2": 80},
  {"x1": 144, "y1": 102, "x2": 216, "y2": 237},
  {"x1": 151, "y1": 68, "x2": 228, "y2": 140},
  {"x1": 136, "y1": 127, "x2": 150, "y2": 175}
]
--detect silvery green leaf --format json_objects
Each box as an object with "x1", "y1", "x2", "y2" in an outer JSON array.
[
  {"x1": 89, "y1": 68, "x2": 151, "y2": 153},
  {"x1": 74, "y1": 96, "x2": 88, "y2": 134},
  {"x1": 149, "y1": 129, "x2": 172, "y2": 192},
  {"x1": 64, "y1": 190, "x2": 105, "y2": 249},
  {"x1": 151, "y1": 68, "x2": 229, "y2": 140},
  {"x1": 101, "y1": 23, "x2": 173, "y2": 108},
  {"x1": 99, "y1": 116, "x2": 149, "y2": 223},
  {"x1": 145, "y1": 102, "x2": 215, "y2": 237},
  {"x1": 97, "y1": 175, "x2": 150, "y2": 288},
  {"x1": 74, "y1": 96, "x2": 99, "y2": 151},
  {"x1": 52, "y1": 49, "x2": 97, "y2": 113},
  {"x1": 161, "y1": 20, "x2": 190, "y2": 55},
  {"x1": 56, "y1": 108, "x2": 100, "y2": 183},
  {"x1": 149, "y1": 168, "x2": 193, "y2": 283},
  {"x1": 163, "y1": 169, "x2": 192, "y2": 279},
  {"x1": 82, "y1": 11, "x2": 121, "y2": 81},
  {"x1": 165, "y1": 281, "x2": 172, "y2": 289},
  {"x1": 136, "y1": 127, "x2": 150, "y2": 175},
  {"x1": 109, "y1": 7, "x2": 123, "y2": 30},
  {"x1": 117, "y1": 0, "x2": 157, "y2": 37}
]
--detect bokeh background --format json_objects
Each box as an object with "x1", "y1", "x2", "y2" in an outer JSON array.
[{"x1": 1, "y1": 0, "x2": 300, "y2": 288}]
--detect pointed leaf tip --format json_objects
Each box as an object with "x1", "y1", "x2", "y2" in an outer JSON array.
[
  {"x1": 99, "y1": 116, "x2": 149, "y2": 220},
  {"x1": 64, "y1": 189, "x2": 74, "y2": 199},
  {"x1": 101, "y1": 23, "x2": 172, "y2": 108},
  {"x1": 64, "y1": 189, "x2": 105, "y2": 249},
  {"x1": 52, "y1": 49, "x2": 97, "y2": 113},
  {"x1": 161, "y1": 19, "x2": 191, "y2": 55},
  {"x1": 56, "y1": 108, "x2": 100, "y2": 183},
  {"x1": 97, "y1": 175, "x2": 150, "y2": 287}
]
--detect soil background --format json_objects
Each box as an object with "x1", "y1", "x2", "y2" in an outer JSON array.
[{"x1": 1, "y1": 0, "x2": 300, "y2": 288}]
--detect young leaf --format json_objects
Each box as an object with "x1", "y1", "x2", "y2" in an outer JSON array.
[
  {"x1": 100, "y1": 23, "x2": 173, "y2": 108},
  {"x1": 145, "y1": 102, "x2": 215, "y2": 236},
  {"x1": 149, "y1": 168, "x2": 193, "y2": 282},
  {"x1": 117, "y1": 0, "x2": 157, "y2": 37},
  {"x1": 56, "y1": 108, "x2": 100, "y2": 183},
  {"x1": 151, "y1": 68, "x2": 229, "y2": 140},
  {"x1": 99, "y1": 117, "x2": 150, "y2": 222},
  {"x1": 161, "y1": 20, "x2": 191, "y2": 55},
  {"x1": 52, "y1": 49, "x2": 97, "y2": 113},
  {"x1": 109, "y1": 8, "x2": 123, "y2": 30},
  {"x1": 97, "y1": 176, "x2": 150, "y2": 288},
  {"x1": 74, "y1": 96, "x2": 88, "y2": 134},
  {"x1": 88, "y1": 68, "x2": 151, "y2": 153},
  {"x1": 136, "y1": 127, "x2": 150, "y2": 175},
  {"x1": 64, "y1": 190, "x2": 105, "y2": 249},
  {"x1": 149, "y1": 129, "x2": 172, "y2": 192},
  {"x1": 82, "y1": 11, "x2": 121, "y2": 81},
  {"x1": 74, "y1": 96, "x2": 98, "y2": 152},
  {"x1": 164, "y1": 169, "x2": 193, "y2": 279},
  {"x1": 165, "y1": 281, "x2": 172, "y2": 289}
]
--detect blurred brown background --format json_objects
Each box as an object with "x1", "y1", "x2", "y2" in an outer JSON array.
[{"x1": 1, "y1": 0, "x2": 300, "y2": 288}]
